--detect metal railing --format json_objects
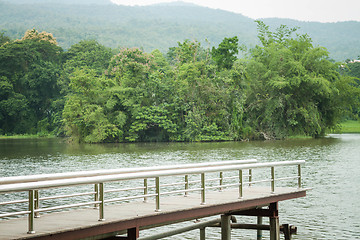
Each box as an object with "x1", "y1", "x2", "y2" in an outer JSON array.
[
  {"x1": 0, "y1": 159, "x2": 257, "y2": 185},
  {"x1": 0, "y1": 159, "x2": 305, "y2": 234}
]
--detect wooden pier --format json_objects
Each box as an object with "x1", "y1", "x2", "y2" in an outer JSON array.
[{"x1": 0, "y1": 160, "x2": 307, "y2": 240}]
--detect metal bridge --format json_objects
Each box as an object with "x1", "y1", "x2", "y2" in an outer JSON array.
[{"x1": 0, "y1": 159, "x2": 307, "y2": 240}]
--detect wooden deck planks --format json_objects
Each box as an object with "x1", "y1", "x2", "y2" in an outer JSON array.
[{"x1": 0, "y1": 187, "x2": 306, "y2": 240}]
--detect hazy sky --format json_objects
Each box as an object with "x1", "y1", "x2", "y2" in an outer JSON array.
[{"x1": 111, "y1": 0, "x2": 360, "y2": 23}]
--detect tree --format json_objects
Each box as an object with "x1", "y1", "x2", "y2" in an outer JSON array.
[
  {"x1": 244, "y1": 21, "x2": 356, "y2": 139},
  {"x1": 107, "y1": 48, "x2": 179, "y2": 142},
  {"x1": 0, "y1": 30, "x2": 62, "y2": 135},
  {"x1": 167, "y1": 39, "x2": 208, "y2": 65},
  {"x1": 343, "y1": 59, "x2": 360, "y2": 82},
  {"x1": 0, "y1": 32, "x2": 11, "y2": 46},
  {"x1": 54, "y1": 40, "x2": 114, "y2": 136},
  {"x1": 0, "y1": 76, "x2": 32, "y2": 134},
  {"x1": 211, "y1": 36, "x2": 239, "y2": 70},
  {"x1": 167, "y1": 40, "x2": 233, "y2": 141},
  {"x1": 62, "y1": 68, "x2": 123, "y2": 143},
  {"x1": 22, "y1": 28, "x2": 58, "y2": 45},
  {"x1": 62, "y1": 40, "x2": 113, "y2": 75},
  {"x1": 339, "y1": 58, "x2": 360, "y2": 118}
]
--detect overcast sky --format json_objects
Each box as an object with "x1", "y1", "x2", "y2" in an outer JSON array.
[{"x1": 111, "y1": 0, "x2": 360, "y2": 23}]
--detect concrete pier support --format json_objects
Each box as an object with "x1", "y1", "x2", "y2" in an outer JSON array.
[
  {"x1": 270, "y1": 217, "x2": 280, "y2": 240},
  {"x1": 269, "y1": 203, "x2": 280, "y2": 240},
  {"x1": 200, "y1": 227, "x2": 206, "y2": 240},
  {"x1": 117, "y1": 227, "x2": 139, "y2": 240},
  {"x1": 257, "y1": 214, "x2": 263, "y2": 240},
  {"x1": 221, "y1": 215, "x2": 231, "y2": 240}
]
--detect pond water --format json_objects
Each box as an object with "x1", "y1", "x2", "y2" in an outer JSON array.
[{"x1": 0, "y1": 134, "x2": 359, "y2": 239}]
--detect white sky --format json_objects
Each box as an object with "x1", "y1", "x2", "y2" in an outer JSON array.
[{"x1": 111, "y1": 0, "x2": 360, "y2": 23}]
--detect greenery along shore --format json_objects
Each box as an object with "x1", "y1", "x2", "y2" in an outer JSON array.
[
  {"x1": 2, "y1": 120, "x2": 360, "y2": 140},
  {"x1": 1, "y1": 22, "x2": 359, "y2": 143}
]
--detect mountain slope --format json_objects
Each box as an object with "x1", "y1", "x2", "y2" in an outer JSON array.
[
  {"x1": 0, "y1": 0, "x2": 359, "y2": 60},
  {"x1": 3, "y1": 0, "x2": 113, "y2": 4},
  {"x1": 261, "y1": 18, "x2": 360, "y2": 61}
]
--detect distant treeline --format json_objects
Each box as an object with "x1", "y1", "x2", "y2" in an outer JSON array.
[
  {"x1": 1, "y1": 0, "x2": 360, "y2": 61},
  {"x1": 0, "y1": 23, "x2": 359, "y2": 143}
]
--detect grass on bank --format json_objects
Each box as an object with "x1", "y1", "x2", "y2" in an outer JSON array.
[
  {"x1": 287, "y1": 135, "x2": 313, "y2": 139},
  {"x1": 332, "y1": 120, "x2": 360, "y2": 133},
  {"x1": 285, "y1": 120, "x2": 360, "y2": 139},
  {"x1": 0, "y1": 134, "x2": 55, "y2": 139}
]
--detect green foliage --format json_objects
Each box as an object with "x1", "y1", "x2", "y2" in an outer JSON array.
[
  {"x1": 56, "y1": 39, "x2": 114, "y2": 137},
  {"x1": 1, "y1": 25, "x2": 359, "y2": 142},
  {"x1": 244, "y1": 21, "x2": 358, "y2": 139},
  {"x1": 62, "y1": 68, "x2": 122, "y2": 143},
  {"x1": 0, "y1": 32, "x2": 11, "y2": 46},
  {"x1": 127, "y1": 105, "x2": 177, "y2": 142},
  {"x1": 212, "y1": 36, "x2": 239, "y2": 70},
  {"x1": 0, "y1": 31, "x2": 62, "y2": 135},
  {"x1": 347, "y1": 60, "x2": 360, "y2": 79},
  {"x1": 167, "y1": 39, "x2": 240, "y2": 141},
  {"x1": 63, "y1": 40, "x2": 114, "y2": 75},
  {"x1": 255, "y1": 20, "x2": 298, "y2": 47},
  {"x1": 167, "y1": 40, "x2": 208, "y2": 65},
  {"x1": 340, "y1": 60, "x2": 360, "y2": 117}
]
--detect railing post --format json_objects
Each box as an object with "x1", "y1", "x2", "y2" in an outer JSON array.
[
  {"x1": 201, "y1": 173, "x2": 206, "y2": 205},
  {"x1": 28, "y1": 190, "x2": 35, "y2": 234},
  {"x1": 239, "y1": 170, "x2": 243, "y2": 199},
  {"x1": 155, "y1": 177, "x2": 161, "y2": 212},
  {"x1": 34, "y1": 190, "x2": 40, "y2": 218},
  {"x1": 144, "y1": 178, "x2": 148, "y2": 202},
  {"x1": 184, "y1": 175, "x2": 189, "y2": 197},
  {"x1": 271, "y1": 167, "x2": 275, "y2": 193},
  {"x1": 248, "y1": 169, "x2": 252, "y2": 187},
  {"x1": 219, "y1": 172, "x2": 223, "y2": 191},
  {"x1": 297, "y1": 164, "x2": 302, "y2": 189},
  {"x1": 94, "y1": 183, "x2": 99, "y2": 209},
  {"x1": 99, "y1": 183, "x2": 105, "y2": 221}
]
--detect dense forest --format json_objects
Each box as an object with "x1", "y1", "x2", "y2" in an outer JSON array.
[
  {"x1": 1, "y1": 0, "x2": 360, "y2": 61},
  {"x1": 1, "y1": 22, "x2": 359, "y2": 143}
]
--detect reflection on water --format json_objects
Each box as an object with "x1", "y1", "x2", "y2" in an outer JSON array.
[{"x1": 0, "y1": 134, "x2": 359, "y2": 239}]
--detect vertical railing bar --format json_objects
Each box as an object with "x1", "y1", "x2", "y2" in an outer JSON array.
[
  {"x1": 201, "y1": 173, "x2": 206, "y2": 205},
  {"x1": 94, "y1": 183, "x2": 99, "y2": 209},
  {"x1": 298, "y1": 164, "x2": 302, "y2": 188},
  {"x1": 144, "y1": 178, "x2": 148, "y2": 202},
  {"x1": 27, "y1": 190, "x2": 35, "y2": 234},
  {"x1": 34, "y1": 190, "x2": 40, "y2": 218},
  {"x1": 99, "y1": 183, "x2": 105, "y2": 221},
  {"x1": 184, "y1": 175, "x2": 189, "y2": 197},
  {"x1": 155, "y1": 177, "x2": 161, "y2": 212},
  {"x1": 271, "y1": 167, "x2": 275, "y2": 193},
  {"x1": 248, "y1": 169, "x2": 252, "y2": 187},
  {"x1": 239, "y1": 170, "x2": 243, "y2": 199},
  {"x1": 219, "y1": 172, "x2": 223, "y2": 192}
]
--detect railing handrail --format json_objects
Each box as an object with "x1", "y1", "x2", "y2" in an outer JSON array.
[
  {"x1": 0, "y1": 160, "x2": 304, "y2": 193},
  {"x1": 1, "y1": 160, "x2": 305, "y2": 235},
  {"x1": 0, "y1": 159, "x2": 257, "y2": 185}
]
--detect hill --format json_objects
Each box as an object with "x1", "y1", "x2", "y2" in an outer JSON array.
[
  {"x1": 0, "y1": 0, "x2": 359, "y2": 61},
  {"x1": 261, "y1": 18, "x2": 360, "y2": 61}
]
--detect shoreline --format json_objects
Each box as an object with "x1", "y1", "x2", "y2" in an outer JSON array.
[{"x1": 1, "y1": 120, "x2": 359, "y2": 141}]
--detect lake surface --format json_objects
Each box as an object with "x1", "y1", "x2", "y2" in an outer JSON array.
[{"x1": 1, "y1": 134, "x2": 359, "y2": 239}]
